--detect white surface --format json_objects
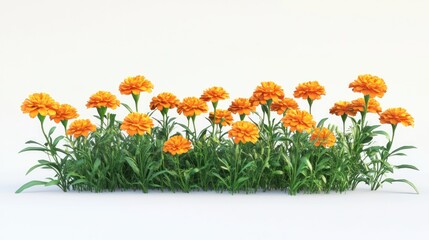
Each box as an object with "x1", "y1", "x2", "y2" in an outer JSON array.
[{"x1": 1, "y1": 0, "x2": 428, "y2": 239}]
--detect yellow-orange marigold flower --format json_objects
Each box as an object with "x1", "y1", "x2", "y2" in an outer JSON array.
[
  {"x1": 163, "y1": 135, "x2": 192, "y2": 155},
  {"x1": 228, "y1": 98, "x2": 256, "y2": 116},
  {"x1": 21, "y1": 93, "x2": 59, "y2": 118},
  {"x1": 200, "y1": 86, "x2": 229, "y2": 103},
  {"x1": 349, "y1": 74, "x2": 387, "y2": 98},
  {"x1": 150, "y1": 92, "x2": 180, "y2": 111},
  {"x1": 293, "y1": 81, "x2": 326, "y2": 100},
  {"x1": 177, "y1": 97, "x2": 208, "y2": 117},
  {"x1": 228, "y1": 121, "x2": 259, "y2": 144},
  {"x1": 281, "y1": 109, "x2": 315, "y2": 133},
  {"x1": 310, "y1": 127, "x2": 336, "y2": 148},
  {"x1": 119, "y1": 75, "x2": 154, "y2": 95},
  {"x1": 329, "y1": 101, "x2": 356, "y2": 116},
  {"x1": 351, "y1": 98, "x2": 382, "y2": 114},
  {"x1": 379, "y1": 108, "x2": 414, "y2": 127},
  {"x1": 120, "y1": 112, "x2": 154, "y2": 136},
  {"x1": 271, "y1": 97, "x2": 299, "y2": 114},
  {"x1": 86, "y1": 91, "x2": 120, "y2": 109},
  {"x1": 50, "y1": 104, "x2": 79, "y2": 123},
  {"x1": 250, "y1": 81, "x2": 285, "y2": 105},
  {"x1": 209, "y1": 109, "x2": 233, "y2": 126},
  {"x1": 66, "y1": 119, "x2": 97, "y2": 138}
]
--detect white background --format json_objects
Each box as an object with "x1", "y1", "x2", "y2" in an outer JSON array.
[{"x1": 1, "y1": 0, "x2": 428, "y2": 239}]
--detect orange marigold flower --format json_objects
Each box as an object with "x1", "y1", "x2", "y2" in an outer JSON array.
[
  {"x1": 251, "y1": 81, "x2": 285, "y2": 105},
  {"x1": 66, "y1": 119, "x2": 97, "y2": 138},
  {"x1": 21, "y1": 93, "x2": 59, "y2": 118},
  {"x1": 351, "y1": 98, "x2": 382, "y2": 114},
  {"x1": 379, "y1": 108, "x2": 414, "y2": 127},
  {"x1": 228, "y1": 121, "x2": 259, "y2": 144},
  {"x1": 150, "y1": 92, "x2": 180, "y2": 111},
  {"x1": 209, "y1": 109, "x2": 234, "y2": 126},
  {"x1": 329, "y1": 101, "x2": 356, "y2": 116},
  {"x1": 271, "y1": 97, "x2": 299, "y2": 114},
  {"x1": 293, "y1": 81, "x2": 326, "y2": 100},
  {"x1": 120, "y1": 112, "x2": 154, "y2": 136},
  {"x1": 281, "y1": 109, "x2": 315, "y2": 133},
  {"x1": 349, "y1": 74, "x2": 387, "y2": 98},
  {"x1": 119, "y1": 75, "x2": 154, "y2": 95},
  {"x1": 228, "y1": 98, "x2": 256, "y2": 116},
  {"x1": 177, "y1": 97, "x2": 208, "y2": 117},
  {"x1": 310, "y1": 127, "x2": 336, "y2": 148},
  {"x1": 86, "y1": 91, "x2": 120, "y2": 109},
  {"x1": 163, "y1": 135, "x2": 192, "y2": 155},
  {"x1": 200, "y1": 86, "x2": 229, "y2": 103},
  {"x1": 50, "y1": 104, "x2": 79, "y2": 123}
]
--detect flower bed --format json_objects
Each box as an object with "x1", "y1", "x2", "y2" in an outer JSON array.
[{"x1": 18, "y1": 74, "x2": 417, "y2": 194}]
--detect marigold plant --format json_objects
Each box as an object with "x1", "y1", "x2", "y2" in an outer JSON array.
[{"x1": 17, "y1": 73, "x2": 418, "y2": 195}]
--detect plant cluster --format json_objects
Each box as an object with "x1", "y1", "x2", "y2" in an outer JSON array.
[{"x1": 18, "y1": 74, "x2": 417, "y2": 194}]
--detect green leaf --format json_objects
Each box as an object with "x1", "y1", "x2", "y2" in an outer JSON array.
[
  {"x1": 317, "y1": 118, "x2": 328, "y2": 128},
  {"x1": 52, "y1": 136, "x2": 64, "y2": 147},
  {"x1": 45, "y1": 179, "x2": 59, "y2": 187},
  {"x1": 272, "y1": 170, "x2": 284, "y2": 175},
  {"x1": 93, "y1": 158, "x2": 101, "y2": 172},
  {"x1": 125, "y1": 157, "x2": 140, "y2": 175},
  {"x1": 394, "y1": 164, "x2": 419, "y2": 171},
  {"x1": 48, "y1": 126, "x2": 57, "y2": 136},
  {"x1": 390, "y1": 145, "x2": 416, "y2": 156},
  {"x1": 382, "y1": 178, "x2": 419, "y2": 194},
  {"x1": 25, "y1": 163, "x2": 45, "y2": 175},
  {"x1": 121, "y1": 103, "x2": 133, "y2": 113},
  {"x1": 19, "y1": 146, "x2": 48, "y2": 153},
  {"x1": 24, "y1": 140, "x2": 45, "y2": 146},
  {"x1": 15, "y1": 180, "x2": 47, "y2": 193}
]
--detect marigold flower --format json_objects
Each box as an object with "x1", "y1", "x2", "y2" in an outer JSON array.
[
  {"x1": 271, "y1": 97, "x2": 299, "y2": 114},
  {"x1": 329, "y1": 101, "x2": 356, "y2": 116},
  {"x1": 209, "y1": 109, "x2": 233, "y2": 126},
  {"x1": 150, "y1": 92, "x2": 180, "y2": 111},
  {"x1": 379, "y1": 108, "x2": 414, "y2": 127},
  {"x1": 228, "y1": 98, "x2": 256, "y2": 116},
  {"x1": 21, "y1": 93, "x2": 59, "y2": 118},
  {"x1": 177, "y1": 97, "x2": 208, "y2": 117},
  {"x1": 281, "y1": 109, "x2": 315, "y2": 133},
  {"x1": 351, "y1": 98, "x2": 382, "y2": 114},
  {"x1": 200, "y1": 86, "x2": 229, "y2": 103},
  {"x1": 119, "y1": 75, "x2": 154, "y2": 95},
  {"x1": 293, "y1": 81, "x2": 326, "y2": 100},
  {"x1": 250, "y1": 81, "x2": 285, "y2": 105},
  {"x1": 163, "y1": 135, "x2": 192, "y2": 155},
  {"x1": 66, "y1": 119, "x2": 97, "y2": 138},
  {"x1": 50, "y1": 104, "x2": 79, "y2": 123},
  {"x1": 120, "y1": 112, "x2": 154, "y2": 136},
  {"x1": 228, "y1": 121, "x2": 259, "y2": 144},
  {"x1": 349, "y1": 74, "x2": 387, "y2": 98},
  {"x1": 310, "y1": 127, "x2": 336, "y2": 148},
  {"x1": 86, "y1": 91, "x2": 120, "y2": 109}
]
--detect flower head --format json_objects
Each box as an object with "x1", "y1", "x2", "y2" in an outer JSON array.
[
  {"x1": 293, "y1": 81, "x2": 326, "y2": 100},
  {"x1": 66, "y1": 119, "x2": 97, "y2": 138},
  {"x1": 209, "y1": 109, "x2": 233, "y2": 126},
  {"x1": 163, "y1": 135, "x2": 192, "y2": 155},
  {"x1": 379, "y1": 108, "x2": 414, "y2": 127},
  {"x1": 228, "y1": 121, "x2": 259, "y2": 144},
  {"x1": 150, "y1": 92, "x2": 180, "y2": 112},
  {"x1": 250, "y1": 81, "x2": 285, "y2": 106},
  {"x1": 349, "y1": 74, "x2": 387, "y2": 98},
  {"x1": 120, "y1": 112, "x2": 154, "y2": 136},
  {"x1": 21, "y1": 93, "x2": 59, "y2": 118},
  {"x1": 200, "y1": 86, "x2": 229, "y2": 103},
  {"x1": 228, "y1": 98, "x2": 256, "y2": 116},
  {"x1": 86, "y1": 91, "x2": 120, "y2": 109},
  {"x1": 177, "y1": 97, "x2": 208, "y2": 117},
  {"x1": 50, "y1": 104, "x2": 79, "y2": 123},
  {"x1": 351, "y1": 98, "x2": 382, "y2": 114},
  {"x1": 281, "y1": 109, "x2": 315, "y2": 133},
  {"x1": 119, "y1": 75, "x2": 154, "y2": 95},
  {"x1": 271, "y1": 97, "x2": 299, "y2": 115},
  {"x1": 310, "y1": 127, "x2": 336, "y2": 148},
  {"x1": 329, "y1": 101, "x2": 356, "y2": 116}
]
